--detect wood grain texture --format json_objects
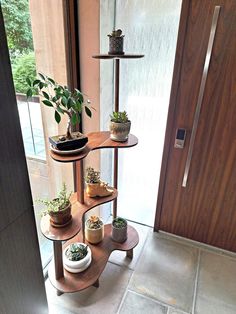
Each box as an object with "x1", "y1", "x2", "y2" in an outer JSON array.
[
  {"x1": 50, "y1": 131, "x2": 138, "y2": 163},
  {"x1": 157, "y1": 0, "x2": 236, "y2": 252},
  {"x1": 48, "y1": 224, "x2": 139, "y2": 293},
  {"x1": 41, "y1": 190, "x2": 118, "y2": 241}
]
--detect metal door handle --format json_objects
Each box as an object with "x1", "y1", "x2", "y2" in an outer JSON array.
[{"x1": 182, "y1": 6, "x2": 221, "y2": 187}]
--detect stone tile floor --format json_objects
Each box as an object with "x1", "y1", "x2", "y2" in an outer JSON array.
[{"x1": 46, "y1": 224, "x2": 236, "y2": 314}]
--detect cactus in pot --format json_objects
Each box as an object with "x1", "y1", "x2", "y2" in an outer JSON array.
[
  {"x1": 109, "y1": 111, "x2": 131, "y2": 142},
  {"x1": 85, "y1": 167, "x2": 113, "y2": 198},
  {"x1": 111, "y1": 217, "x2": 128, "y2": 243},
  {"x1": 63, "y1": 242, "x2": 92, "y2": 273}
]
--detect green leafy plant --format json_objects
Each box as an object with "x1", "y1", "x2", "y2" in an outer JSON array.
[
  {"x1": 37, "y1": 182, "x2": 72, "y2": 216},
  {"x1": 108, "y1": 29, "x2": 124, "y2": 38},
  {"x1": 86, "y1": 216, "x2": 103, "y2": 229},
  {"x1": 26, "y1": 73, "x2": 94, "y2": 139},
  {"x1": 65, "y1": 243, "x2": 88, "y2": 261},
  {"x1": 12, "y1": 52, "x2": 37, "y2": 94},
  {"x1": 110, "y1": 111, "x2": 129, "y2": 123},
  {"x1": 112, "y1": 217, "x2": 127, "y2": 228},
  {"x1": 85, "y1": 167, "x2": 100, "y2": 184}
]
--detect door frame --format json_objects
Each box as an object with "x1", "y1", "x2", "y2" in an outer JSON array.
[{"x1": 154, "y1": 0, "x2": 190, "y2": 231}]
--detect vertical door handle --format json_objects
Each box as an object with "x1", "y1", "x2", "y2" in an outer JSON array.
[{"x1": 182, "y1": 6, "x2": 221, "y2": 187}]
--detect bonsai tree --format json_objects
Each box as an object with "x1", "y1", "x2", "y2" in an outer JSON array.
[
  {"x1": 86, "y1": 215, "x2": 103, "y2": 229},
  {"x1": 65, "y1": 243, "x2": 88, "y2": 261},
  {"x1": 85, "y1": 167, "x2": 101, "y2": 184},
  {"x1": 37, "y1": 182, "x2": 72, "y2": 216},
  {"x1": 26, "y1": 73, "x2": 93, "y2": 139},
  {"x1": 110, "y1": 111, "x2": 129, "y2": 123}
]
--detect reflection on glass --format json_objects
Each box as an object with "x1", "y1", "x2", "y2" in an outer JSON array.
[{"x1": 101, "y1": 0, "x2": 182, "y2": 225}]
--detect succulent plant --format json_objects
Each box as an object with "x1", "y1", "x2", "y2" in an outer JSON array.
[
  {"x1": 86, "y1": 216, "x2": 103, "y2": 229},
  {"x1": 112, "y1": 217, "x2": 127, "y2": 229},
  {"x1": 85, "y1": 167, "x2": 101, "y2": 184},
  {"x1": 108, "y1": 29, "x2": 124, "y2": 38},
  {"x1": 110, "y1": 111, "x2": 129, "y2": 123},
  {"x1": 65, "y1": 243, "x2": 88, "y2": 261},
  {"x1": 37, "y1": 182, "x2": 72, "y2": 216}
]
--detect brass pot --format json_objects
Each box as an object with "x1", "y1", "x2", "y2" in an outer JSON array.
[{"x1": 85, "y1": 219, "x2": 104, "y2": 244}]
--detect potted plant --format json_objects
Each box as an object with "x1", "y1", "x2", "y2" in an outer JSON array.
[
  {"x1": 63, "y1": 242, "x2": 92, "y2": 273},
  {"x1": 110, "y1": 111, "x2": 131, "y2": 142},
  {"x1": 111, "y1": 217, "x2": 128, "y2": 243},
  {"x1": 85, "y1": 166, "x2": 113, "y2": 197},
  {"x1": 108, "y1": 29, "x2": 125, "y2": 55},
  {"x1": 85, "y1": 215, "x2": 104, "y2": 244},
  {"x1": 38, "y1": 183, "x2": 72, "y2": 228},
  {"x1": 26, "y1": 73, "x2": 93, "y2": 151}
]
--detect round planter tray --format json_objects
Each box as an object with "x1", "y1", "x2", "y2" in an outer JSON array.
[{"x1": 50, "y1": 144, "x2": 87, "y2": 156}]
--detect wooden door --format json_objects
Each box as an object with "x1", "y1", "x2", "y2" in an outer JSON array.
[{"x1": 155, "y1": 0, "x2": 236, "y2": 252}]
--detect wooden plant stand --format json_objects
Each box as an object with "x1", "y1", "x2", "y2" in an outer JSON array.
[{"x1": 41, "y1": 53, "x2": 144, "y2": 295}]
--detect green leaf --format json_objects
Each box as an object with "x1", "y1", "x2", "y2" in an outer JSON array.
[
  {"x1": 38, "y1": 73, "x2": 45, "y2": 81},
  {"x1": 64, "y1": 89, "x2": 70, "y2": 98},
  {"x1": 26, "y1": 88, "x2": 32, "y2": 98},
  {"x1": 26, "y1": 77, "x2": 31, "y2": 87},
  {"x1": 57, "y1": 106, "x2": 64, "y2": 114},
  {"x1": 48, "y1": 77, "x2": 55, "y2": 85},
  {"x1": 77, "y1": 114, "x2": 81, "y2": 124},
  {"x1": 71, "y1": 113, "x2": 77, "y2": 125},
  {"x1": 61, "y1": 96, "x2": 68, "y2": 107},
  {"x1": 68, "y1": 98, "x2": 76, "y2": 110},
  {"x1": 76, "y1": 101, "x2": 82, "y2": 112},
  {"x1": 55, "y1": 111, "x2": 61, "y2": 124},
  {"x1": 33, "y1": 79, "x2": 40, "y2": 86},
  {"x1": 85, "y1": 106, "x2": 92, "y2": 118},
  {"x1": 42, "y1": 100, "x2": 53, "y2": 107},
  {"x1": 39, "y1": 82, "x2": 44, "y2": 89},
  {"x1": 42, "y1": 91, "x2": 50, "y2": 100}
]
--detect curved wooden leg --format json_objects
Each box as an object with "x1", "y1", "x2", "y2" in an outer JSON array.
[
  {"x1": 126, "y1": 249, "x2": 133, "y2": 259},
  {"x1": 93, "y1": 279, "x2": 99, "y2": 288}
]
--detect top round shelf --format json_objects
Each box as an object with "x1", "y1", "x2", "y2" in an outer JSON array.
[
  {"x1": 92, "y1": 54, "x2": 144, "y2": 59},
  {"x1": 50, "y1": 131, "x2": 138, "y2": 163}
]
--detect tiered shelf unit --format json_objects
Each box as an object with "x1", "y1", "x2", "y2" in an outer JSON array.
[{"x1": 41, "y1": 53, "x2": 144, "y2": 295}]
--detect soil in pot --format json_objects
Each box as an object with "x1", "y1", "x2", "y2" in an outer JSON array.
[
  {"x1": 111, "y1": 217, "x2": 128, "y2": 243},
  {"x1": 49, "y1": 201, "x2": 72, "y2": 228}
]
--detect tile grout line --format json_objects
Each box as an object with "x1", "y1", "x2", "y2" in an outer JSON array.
[
  {"x1": 191, "y1": 248, "x2": 201, "y2": 314},
  {"x1": 116, "y1": 229, "x2": 152, "y2": 313}
]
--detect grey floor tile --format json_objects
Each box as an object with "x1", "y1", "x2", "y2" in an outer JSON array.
[
  {"x1": 46, "y1": 262, "x2": 132, "y2": 314},
  {"x1": 129, "y1": 232, "x2": 198, "y2": 313},
  {"x1": 167, "y1": 308, "x2": 189, "y2": 314},
  {"x1": 195, "y1": 251, "x2": 236, "y2": 314},
  {"x1": 119, "y1": 290, "x2": 167, "y2": 314},
  {"x1": 109, "y1": 222, "x2": 151, "y2": 270}
]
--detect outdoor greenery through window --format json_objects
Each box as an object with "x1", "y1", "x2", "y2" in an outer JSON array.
[{"x1": 2, "y1": 0, "x2": 45, "y2": 159}]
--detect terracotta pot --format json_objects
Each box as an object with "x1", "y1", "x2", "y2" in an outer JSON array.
[
  {"x1": 85, "y1": 219, "x2": 104, "y2": 244},
  {"x1": 111, "y1": 220, "x2": 128, "y2": 243},
  {"x1": 109, "y1": 121, "x2": 131, "y2": 142},
  {"x1": 49, "y1": 201, "x2": 72, "y2": 228}
]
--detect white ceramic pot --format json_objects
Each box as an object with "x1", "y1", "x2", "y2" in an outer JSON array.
[{"x1": 63, "y1": 242, "x2": 92, "y2": 273}]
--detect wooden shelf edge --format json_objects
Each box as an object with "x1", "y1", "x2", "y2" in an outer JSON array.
[
  {"x1": 48, "y1": 224, "x2": 139, "y2": 293},
  {"x1": 50, "y1": 131, "x2": 138, "y2": 163},
  {"x1": 92, "y1": 54, "x2": 144, "y2": 59}
]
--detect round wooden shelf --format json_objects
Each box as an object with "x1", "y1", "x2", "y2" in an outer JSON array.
[
  {"x1": 50, "y1": 131, "x2": 138, "y2": 163},
  {"x1": 92, "y1": 53, "x2": 144, "y2": 59},
  {"x1": 40, "y1": 190, "x2": 118, "y2": 242},
  {"x1": 48, "y1": 224, "x2": 139, "y2": 293}
]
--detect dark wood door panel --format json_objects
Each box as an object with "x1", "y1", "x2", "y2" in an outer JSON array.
[{"x1": 158, "y1": 0, "x2": 236, "y2": 251}]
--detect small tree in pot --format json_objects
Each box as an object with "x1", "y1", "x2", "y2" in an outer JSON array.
[
  {"x1": 85, "y1": 167, "x2": 113, "y2": 198},
  {"x1": 38, "y1": 183, "x2": 72, "y2": 228},
  {"x1": 63, "y1": 242, "x2": 92, "y2": 273},
  {"x1": 85, "y1": 215, "x2": 104, "y2": 244},
  {"x1": 111, "y1": 217, "x2": 128, "y2": 243},
  {"x1": 26, "y1": 73, "x2": 93, "y2": 151},
  {"x1": 110, "y1": 111, "x2": 131, "y2": 142}
]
